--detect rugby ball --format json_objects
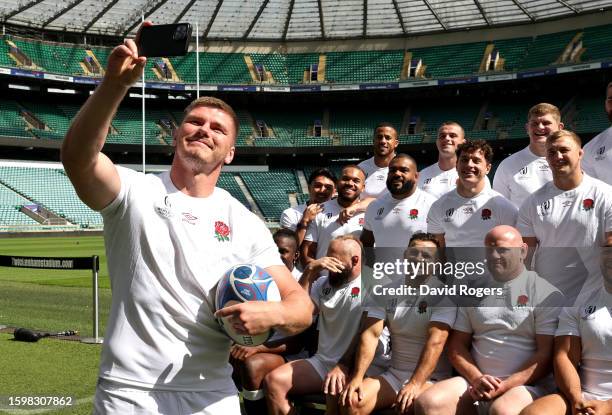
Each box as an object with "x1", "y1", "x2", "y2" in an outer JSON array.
[{"x1": 215, "y1": 264, "x2": 281, "y2": 346}]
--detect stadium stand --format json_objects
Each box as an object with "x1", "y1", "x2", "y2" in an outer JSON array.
[
  {"x1": 0, "y1": 166, "x2": 102, "y2": 228},
  {"x1": 0, "y1": 182, "x2": 39, "y2": 227},
  {"x1": 1, "y1": 23, "x2": 612, "y2": 84},
  {"x1": 240, "y1": 170, "x2": 300, "y2": 220}
]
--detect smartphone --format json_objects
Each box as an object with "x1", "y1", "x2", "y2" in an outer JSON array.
[{"x1": 137, "y1": 23, "x2": 192, "y2": 57}]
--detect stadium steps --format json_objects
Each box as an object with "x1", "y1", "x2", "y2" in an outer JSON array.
[
  {"x1": 227, "y1": 174, "x2": 263, "y2": 216},
  {"x1": 0, "y1": 167, "x2": 102, "y2": 228},
  {"x1": 240, "y1": 170, "x2": 300, "y2": 221}
]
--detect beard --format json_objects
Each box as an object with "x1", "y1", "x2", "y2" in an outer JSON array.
[
  {"x1": 387, "y1": 179, "x2": 415, "y2": 196},
  {"x1": 329, "y1": 266, "x2": 352, "y2": 287}
]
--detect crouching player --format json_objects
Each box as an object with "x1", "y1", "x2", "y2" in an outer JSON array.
[
  {"x1": 415, "y1": 225, "x2": 563, "y2": 415},
  {"x1": 265, "y1": 235, "x2": 387, "y2": 415},
  {"x1": 339, "y1": 233, "x2": 457, "y2": 415},
  {"x1": 231, "y1": 229, "x2": 306, "y2": 414},
  {"x1": 520, "y1": 245, "x2": 612, "y2": 415}
]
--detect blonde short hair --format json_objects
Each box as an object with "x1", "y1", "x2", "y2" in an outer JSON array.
[{"x1": 183, "y1": 96, "x2": 239, "y2": 137}]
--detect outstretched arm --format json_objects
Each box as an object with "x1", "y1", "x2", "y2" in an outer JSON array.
[{"x1": 61, "y1": 27, "x2": 149, "y2": 211}]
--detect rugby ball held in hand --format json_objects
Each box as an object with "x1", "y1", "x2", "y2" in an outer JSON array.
[{"x1": 215, "y1": 264, "x2": 281, "y2": 346}]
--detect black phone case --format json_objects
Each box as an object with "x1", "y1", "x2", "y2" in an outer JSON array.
[{"x1": 137, "y1": 23, "x2": 192, "y2": 57}]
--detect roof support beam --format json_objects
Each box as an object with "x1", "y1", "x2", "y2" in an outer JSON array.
[
  {"x1": 42, "y1": 0, "x2": 86, "y2": 28},
  {"x1": 173, "y1": 0, "x2": 197, "y2": 23},
  {"x1": 282, "y1": 0, "x2": 295, "y2": 40},
  {"x1": 203, "y1": 0, "x2": 224, "y2": 38},
  {"x1": 473, "y1": 0, "x2": 491, "y2": 25},
  {"x1": 123, "y1": 0, "x2": 171, "y2": 37},
  {"x1": 317, "y1": 0, "x2": 325, "y2": 38},
  {"x1": 509, "y1": 0, "x2": 536, "y2": 21},
  {"x1": 83, "y1": 0, "x2": 119, "y2": 32},
  {"x1": 391, "y1": 0, "x2": 407, "y2": 35},
  {"x1": 243, "y1": 0, "x2": 270, "y2": 39},
  {"x1": 555, "y1": 0, "x2": 579, "y2": 13},
  {"x1": 422, "y1": 0, "x2": 447, "y2": 30},
  {"x1": 363, "y1": 0, "x2": 367, "y2": 37},
  {"x1": 3, "y1": 0, "x2": 46, "y2": 20}
]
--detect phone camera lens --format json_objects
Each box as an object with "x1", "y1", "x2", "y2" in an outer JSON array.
[{"x1": 173, "y1": 25, "x2": 187, "y2": 40}]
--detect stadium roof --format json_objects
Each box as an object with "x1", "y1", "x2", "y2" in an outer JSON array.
[{"x1": 0, "y1": 0, "x2": 611, "y2": 41}]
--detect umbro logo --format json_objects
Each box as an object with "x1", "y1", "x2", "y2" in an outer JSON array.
[{"x1": 519, "y1": 167, "x2": 528, "y2": 175}]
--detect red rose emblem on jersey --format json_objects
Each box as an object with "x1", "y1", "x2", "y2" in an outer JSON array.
[
  {"x1": 409, "y1": 209, "x2": 419, "y2": 220},
  {"x1": 358, "y1": 217, "x2": 365, "y2": 226},
  {"x1": 214, "y1": 221, "x2": 231, "y2": 242},
  {"x1": 481, "y1": 208, "x2": 492, "y2": 220},
  {"x1": 517, "y1": 295, "x2": 528, "y2": 307},
  {"x1": 350, "y1": 287, "x2": 360, "y2": 298},
  {"x1": 582, "y1": 198, "x2": 594, "y2": 211}
]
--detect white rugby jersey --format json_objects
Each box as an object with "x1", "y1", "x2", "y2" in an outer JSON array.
[
  {"x1": 427, "y1": 188, "x2": 518, "y2": 247},
  {"x1": 453, "y1": 270, "x2": 562, "y2": 378},
  {"x1": 311, "y1": 276, "x2": 364, "y2": 364},
  {"x1": 368, "y1": 290, "x2": 456, "y2": 376},
  {"x1": 280, "y1": 203, "x2": 307, "y2": 231},
  {"x1": 493, "y1": 146, "x2": 552, "y2": 208},
  {"x1": 556, "y1": 287, "x2": 612, "y2": 397},
  {"x1": 100, "y1": 167, "x2": 282, "y2": 391},
  {"x1": 364, "y1": 189, "x2": 435, "y2": 248},
  {"x1": 305, "y1": 199, "x2": 365, "y2": 259},
  {"x1": 418, "y1": 163, "x2": 491, "y2": 199},
  {"x1": 358, "y1": 157, "x2": 389, "y2": 199},
  {"x1": 582, "y1": 126, "x2": 612, "y2": 185},
  {"x1": 517, "y1": 174, "x2": 612, "y2": 296}
]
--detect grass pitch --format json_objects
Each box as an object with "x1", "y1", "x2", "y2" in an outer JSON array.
[{"x1": 0, "y1": 235, "x2": 108, "y2": 414}]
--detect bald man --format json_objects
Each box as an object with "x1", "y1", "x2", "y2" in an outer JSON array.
[
  {"x1": 415, "y1": 226, "x2": 562, "y2": 415},
  {"x1": 265, "y1": 236, "x2": 380, "y2": 415}
]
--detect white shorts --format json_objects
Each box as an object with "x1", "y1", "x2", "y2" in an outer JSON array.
[
  {"x1": 94, "y1": 379, "x2": 241, "y2": 415},
  {"x1": 305, "y1": 355, "x2": 387, "y2": 381},
  {"x1": 582, "y1": 391, "x2": 612, "y2": 401},
  {"x1": 379, "y1": 367, "x2": 440, "y2": 394},
  {"x1": 472, "y1": 380, "x2": 555, "y2": 415}
]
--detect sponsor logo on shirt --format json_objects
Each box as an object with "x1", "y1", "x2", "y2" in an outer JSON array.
[
  {"x1": 562, "y1": 200, "x2": 572, "y2": 207},
  {"x1": 377, "y1": 207, "x2": 385, "y2": 217},
  {"x1": 182, "y1": 212, "x2": 199, "y2": 225},
  {"x1": 322, "y1": 287, "x2": 332, "y2": 296},
  {"x1": 463, "y1": 207, "x2": 474, "y2": 215},
  {"x1": 582, "y1": 198, "x2": 594, "y2": 211},
  {"x1": 154, "y1": 195, "x2": 174, "y2": 218},
  {"x1": 424, "y1": 178, "x2": 432, "y2": 184},
  {"x1": 595, "y1": 146, "x2": 606, "y2": 161},
  {"x1": 538, "y1": 164, "x2": 550, "y2": 171},
  {"x1": 538, "y1": 200, "x2": 551, "y2": 216},
  {"x1": 409, "y1": 209, "x2": 419, "y2": 220},
  {"x1": 392, "y1": 207, "x2": 401, "y2": 215},
  {"x1": 376, "y1": 174, "x2": 385, "y2": 181},
  {"x1": 444, "y1": 208, "x2": 455, "y2": 222},
  {"x1": 386, "y1": 298, "x2": 398, "y2": 313},
  {"x1": 519, "y1": 166, "x2": 528, "y2": 175},
  {"x1": 581, "y1": 305, "x2": 597, "y2": 319},
  {"x1": 440, "y1": 178, "x2": 449, "y2": 184},
  {"x1": 417, "y1": 301, "x2": 428, "y2": 314},
  {"x1": 481, "y1": 208, "x2": 492, "y2": 220},
  {"x1": 214, "y1": 221, "x2": 231, "y2": 241},
  {"x1": 326, "y1": 212, "x2": 333, "y2": 219}
]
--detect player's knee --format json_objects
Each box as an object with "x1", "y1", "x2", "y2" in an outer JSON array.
[
  {"x1": 414, "y1": 389, "x2": 445, "y2": 414},
  {"x1": 489, "y1": 400, "x2": 521, "y2": 415},
  {"x1": 244, "y1": 355, "x2": 267, "y2": 388},
  {"x1": 263, "y1": 366, "x2": 287, "y2": 396},
  {"x1": 344, "y1": 399, "x2": 368, "y2": 415}
]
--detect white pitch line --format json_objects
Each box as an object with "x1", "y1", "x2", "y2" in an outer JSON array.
[{"x1": 0, "y1": 395, "x2": 94, "y2": 414}]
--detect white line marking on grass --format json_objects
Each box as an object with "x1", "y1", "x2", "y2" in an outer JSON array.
[{"x1": 0, "y1": 396, "x2": 93, "y2": 414}]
